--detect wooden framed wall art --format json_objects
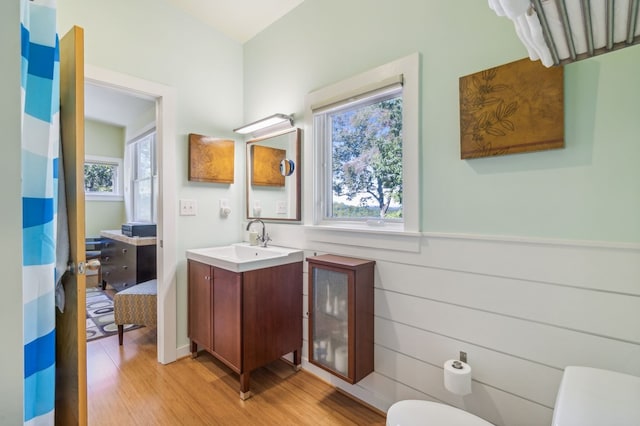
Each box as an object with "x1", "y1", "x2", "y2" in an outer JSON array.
[
  {"x1": 188, "y1": 134, "x2": 235, "y2": 183},
  {"x1": 459, "y1": 57, "x2": 564, "y2": 159}
]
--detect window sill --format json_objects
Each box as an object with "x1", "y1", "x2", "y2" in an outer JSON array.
[
  {"x1": 303, "y1": 224, "x2": 421, "y2": 253},
  {"x1": 85, "y1": 193, "x2": 124, "y2": 202}
]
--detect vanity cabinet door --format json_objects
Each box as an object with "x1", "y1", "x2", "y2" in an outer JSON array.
[
  {"x1": 242, "y1": 262, "x2": 303, "y2": 372},
  {"x1": 212, "y1": 267, "x2": 242, "y2": 371},
  {"x1": 307, "y1": 255, "x2": 375, "y2": 384},
  {"x1": 188, "y1": 260, "x2": 213, "y2": 353}
]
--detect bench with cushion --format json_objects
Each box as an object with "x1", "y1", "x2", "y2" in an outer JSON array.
[{"x1": 113, "y1": 279, "x2": 157, "y2": 345}]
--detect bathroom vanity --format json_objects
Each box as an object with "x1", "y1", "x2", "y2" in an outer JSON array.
[{"x1": 186, "y1": 245, "x2": 303, "y2": 399}]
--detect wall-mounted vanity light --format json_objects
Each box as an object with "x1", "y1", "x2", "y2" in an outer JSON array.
[{"x1": 233, "y1": 113, "x2": 294, "y2": 136}]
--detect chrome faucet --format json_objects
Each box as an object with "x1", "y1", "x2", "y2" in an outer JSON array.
[{"x1": 246, "y1": 219, "x2": 271, "y2": 247}]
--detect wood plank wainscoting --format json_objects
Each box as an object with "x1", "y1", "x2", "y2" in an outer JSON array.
[
  {"x1": 86, "y1": 327, "x2": 385, "y2": 425},
  {"x1": 297, "y1": 231, "x2": 640, "y2": 426}
]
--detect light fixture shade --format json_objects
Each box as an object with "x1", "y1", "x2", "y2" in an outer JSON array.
[{"x1": 233, "y1": 113, "x2": 294, "y2": 135}]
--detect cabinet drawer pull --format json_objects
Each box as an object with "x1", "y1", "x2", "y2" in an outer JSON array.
[
  {"x1": 122, "y1": 265, "x2": 128, "y2": 270},
  {"x1": 122, "y1": 248, "x2": 128, "y2": 254}
]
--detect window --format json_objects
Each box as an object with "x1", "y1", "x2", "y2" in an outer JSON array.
[
  {"x1": 307, "y1": 53, "x2": 419, "y2": 233},
  {"x1": 127, "y1": 131, "x2": 157, "y2": 223},
  {"x1": 84, "y1": 155, "x2": 124, "y2": 201},
  {"x1": 315, "y1": 84, "x2": 403, "y2": 222}
]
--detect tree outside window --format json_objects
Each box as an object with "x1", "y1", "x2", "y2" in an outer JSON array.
[
  {"x1": 330, "y1": 95, "x2": 403, "y2": 220},
  {"x1": 84, "y1": 163, "x2": 116, "y2": 193}
]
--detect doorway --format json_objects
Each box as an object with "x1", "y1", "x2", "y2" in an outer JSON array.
[{"x1": 85, "y1": 65, "x2": 177, "y2": 364}]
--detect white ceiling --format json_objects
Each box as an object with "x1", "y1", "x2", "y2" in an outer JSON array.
[
  {"x1": 166, "y1": 0, "x2": 304, "y2": 44},
  {"x1": 84, "y1": 82, "x2": 155, "y2": 128},
  {"x1": 85, "y1": 0, "x2": 303, "y2": 127}
]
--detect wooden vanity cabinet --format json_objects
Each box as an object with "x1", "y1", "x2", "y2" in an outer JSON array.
[
  {"x1": 187, "y1": 259, "x2": 302, "y2": 399},
  {"x1": 307, "y1": 254, "x2": 375, "y2": 384},
  {"x1": 187, "y1": 260, "x2": 215, "y2": 353}
]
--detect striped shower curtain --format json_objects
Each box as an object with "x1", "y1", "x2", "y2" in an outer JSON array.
[{"x1": 21, "y1": 0, "x2": 59, "y2": 424}]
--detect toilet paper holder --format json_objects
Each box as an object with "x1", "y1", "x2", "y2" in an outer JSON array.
[{"x1": 451, "y1": 351, "x2": 468, "y2": 369}]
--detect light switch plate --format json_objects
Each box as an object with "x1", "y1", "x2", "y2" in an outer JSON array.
[
  {"x1": 276, "y1": 200, "x2": 287, "y2": 214},
  {"x1": 179, "y1": 199, "x2": 197, "y2": 216}
]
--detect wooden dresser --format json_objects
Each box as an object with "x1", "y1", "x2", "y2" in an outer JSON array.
[{"x1": 100, "y1": 230, "x2": 157, "y2": 292}]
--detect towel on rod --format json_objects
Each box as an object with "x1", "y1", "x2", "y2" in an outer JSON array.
[
  {"x1": 539, "y1": 0, "x2": 571, "y2": 60},
  {"x1": 489, "y1": 0, "x2": 531, "y2": 19},
  {"x1": 526, "y1": 7, "x2": 555, "y2": 66},
  {"x1": 512, "y1": 7, "x2": 555, "y2": 66},
  {"x1": 514, "y1": 14, "x2": 542, "y2": 60},
  {"x1": 614, "y1": 0, "x2": 631, "y2": 43},
  {"x1": 560, "y1": 0, "x2": 588, "y2": 55},
  {"x1": 488, "y1": 0, "x2": 506, "y2": 16},
  {"x1": 488, "y1": 0, "x2": 552, "y2": 65},
  {"x1": 489, "y1": 0, "x2": 640, "y2": 66},
  {"x1": 636, "y1": 3, "x2": 640, "y2": 37}
]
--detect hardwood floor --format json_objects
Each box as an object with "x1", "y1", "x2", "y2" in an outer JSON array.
[{"x1": 87, "y1": 327, "x2": 386, "y2": 425}]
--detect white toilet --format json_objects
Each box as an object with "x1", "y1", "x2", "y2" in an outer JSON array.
[
  {"x1": 386, "y1": 400, "x2": 493, "y2": 426},
  {"x1": 386, "y1": 366, "x2": 640, "y2": 426}
]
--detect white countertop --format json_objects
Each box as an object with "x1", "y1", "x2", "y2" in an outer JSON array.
[{"x1": 100, "y1": 230, "x2": 157, "y2": 246}]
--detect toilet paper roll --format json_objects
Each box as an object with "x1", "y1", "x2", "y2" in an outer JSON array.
[
  {"x1": 444, "y1": 359, "x2": 472, "y2": 395},
  {"x1": 334, "y1": 346, "x2": 348, "y2": 374}
]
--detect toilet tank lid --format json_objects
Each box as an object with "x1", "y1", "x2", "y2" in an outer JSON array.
[{"x1": 552, "y1": 366, "x2": 640, "y2": 426}]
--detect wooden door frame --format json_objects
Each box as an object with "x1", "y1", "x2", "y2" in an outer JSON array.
[{"x1": 85, "y1": 64, "x2": 177, "y2": 364}]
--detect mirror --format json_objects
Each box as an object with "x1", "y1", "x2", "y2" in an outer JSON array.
[{"x1": 246, "y1": 127, "x2": 301, "y2": 221}]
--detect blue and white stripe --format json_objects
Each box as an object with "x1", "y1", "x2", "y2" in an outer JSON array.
[{"x1": 21, "y1": 0, "x2": 59, "y2": 424}]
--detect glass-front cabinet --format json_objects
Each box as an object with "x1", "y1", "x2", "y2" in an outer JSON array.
[{"x1": 307, "y1": 254, "x2": 375, "y2": 384}]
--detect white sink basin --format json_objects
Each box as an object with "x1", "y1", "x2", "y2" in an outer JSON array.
[{"x1": 186, "y1": 243, "x2": 303, "y2": 272}]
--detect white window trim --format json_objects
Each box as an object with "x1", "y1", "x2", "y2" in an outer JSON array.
[
  {"x1": 304, "y1": 53, "x2": 420, "y2": 239},
  {"x1": 84, "y1": 154, "x2": 124, "y2": 201},
  {"x1": 126, "y1": 130, "x2": 158, "y2": 223}
]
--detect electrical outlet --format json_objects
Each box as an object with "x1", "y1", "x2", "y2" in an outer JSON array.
[{"x1": 179, "y1": 199, "x2": 197, "y2": 216}]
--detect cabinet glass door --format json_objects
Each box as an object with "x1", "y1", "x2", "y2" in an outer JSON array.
[{"x1": 312, "y1": 267, "x2": 349, "y2": 376}]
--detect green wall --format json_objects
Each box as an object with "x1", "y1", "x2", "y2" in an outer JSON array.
[
  {"x1": 84, "y1": 119, "x2": 126, "y2": 236},
  {"x1": 0, "y1": 2, "x2": 24, "y2": 423},
  {"x1": 85, "y1": 119, "x2": 124, "y2": 157},
  {"x1": 245, "y1": 0, "x2": 640, "y2": 243}
]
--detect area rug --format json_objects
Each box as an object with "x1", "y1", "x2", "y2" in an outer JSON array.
[{"x1": 86, "y1": 287, "x2": 140, "y2": 342}]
